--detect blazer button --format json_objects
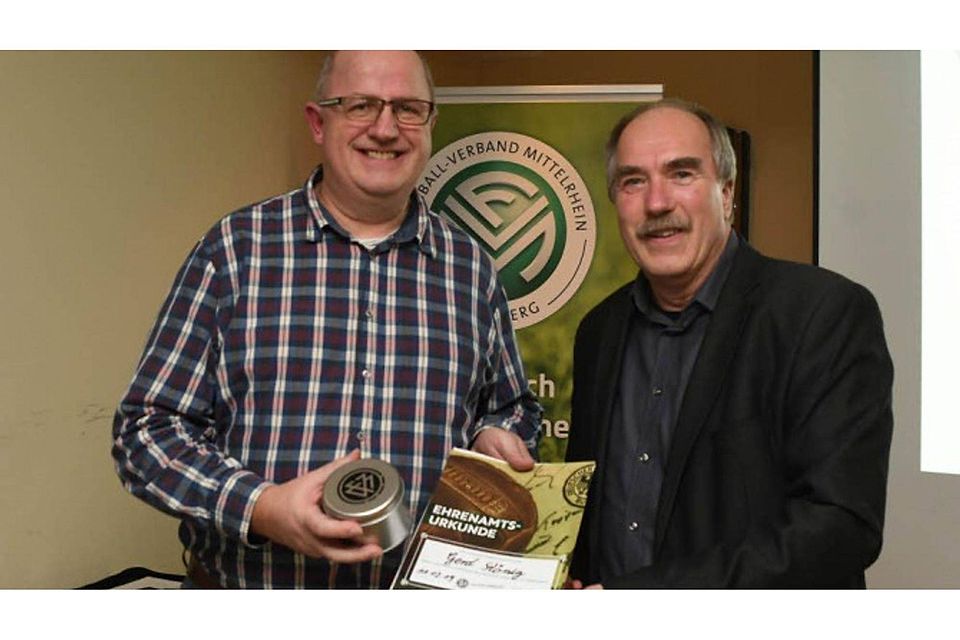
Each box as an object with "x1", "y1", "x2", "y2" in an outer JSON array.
[
  {"x1": 638, "y1": 452, "x2": 651, "y2": 463},
  {"x1": 628, "y1": 522, "x2": 639, "y2": 531}
]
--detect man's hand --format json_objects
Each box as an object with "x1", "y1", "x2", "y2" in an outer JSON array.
[
  {"x1": 564, "y1": 578, "x2": 603, "y2": 589},
  {"x1": 471, "y1": 428, "x2": 535, "y2": 472},
  {"x1": 250, "y1": 449, "x2": 383, "y2": 563}
]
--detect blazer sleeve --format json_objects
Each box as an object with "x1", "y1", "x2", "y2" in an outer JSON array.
[{"x1": 607, "y1": 279, "x2": 894, "y2": 588}]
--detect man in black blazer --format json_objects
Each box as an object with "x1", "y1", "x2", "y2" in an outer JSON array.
[{"x1": 566, "y1": 99, "x2": 893, "y2": 588}]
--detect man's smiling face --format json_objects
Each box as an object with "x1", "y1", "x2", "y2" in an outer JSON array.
[
  {"x1": 610, "y1": 106, "x2": 733, "y2": 298},
  {"x1": 309, "y1": 50, "x2": 434, "y2": 215}
]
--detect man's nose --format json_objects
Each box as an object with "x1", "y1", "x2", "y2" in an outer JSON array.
[
  {"x1": 367, "y1": 103, "x2": 400, "y2": 141},
  {"x1": 645, "y1": 177, "x2": 674, "y2": 216}
]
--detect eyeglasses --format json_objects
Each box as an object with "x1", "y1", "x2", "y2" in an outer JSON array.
[{"x1": 315, "y1": 95, "x2": 435, "y2": 126}]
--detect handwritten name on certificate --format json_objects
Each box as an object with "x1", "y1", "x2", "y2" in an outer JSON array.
[{"x1": 408, "y1": 537, "x2": 561, "y2": 590}]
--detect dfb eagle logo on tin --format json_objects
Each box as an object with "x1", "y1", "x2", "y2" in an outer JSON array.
[{"x1": 338, "y1": 468, "x2": 385, "y2": 504}]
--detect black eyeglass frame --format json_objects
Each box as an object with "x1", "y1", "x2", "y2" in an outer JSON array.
[{"x1": 314, "y1": 96, "x2": 436, "y2": 126}]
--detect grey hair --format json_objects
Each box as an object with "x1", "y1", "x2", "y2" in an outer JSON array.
[
  {"x1": 312, "y1": 51, "x2": 436, "y2": 103},
  {"x1": 605, "y1": 98, "x2": 737, "y2": 201}
]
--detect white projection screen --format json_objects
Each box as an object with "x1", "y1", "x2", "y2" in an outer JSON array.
[{"x1": 921, "y1": 50, "x2": 960, "y2": 475}]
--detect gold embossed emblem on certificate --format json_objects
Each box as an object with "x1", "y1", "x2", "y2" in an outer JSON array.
[{"x1": 391, "y1": 448, "x2": 595, "y2": 589}]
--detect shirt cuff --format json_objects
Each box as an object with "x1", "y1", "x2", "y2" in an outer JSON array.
[
  {"x1": 213, "y1": 470, "x2": 273, "y2": 548},
  {"x1": 471, "y1": 419, "x2": 540, "y2": 453}
]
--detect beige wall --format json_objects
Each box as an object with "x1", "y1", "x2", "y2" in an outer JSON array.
[
  {"x1": 0, "y1": 50, "x2": 813, "y2": 588},
  {"x1": 0, "y1": 51, "x2": 326, "y2": 587}
]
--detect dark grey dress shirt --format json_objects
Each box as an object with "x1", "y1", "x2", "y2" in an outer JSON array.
[{"x1": 599, "y1": 232, "x2": 739, "y2": 581}]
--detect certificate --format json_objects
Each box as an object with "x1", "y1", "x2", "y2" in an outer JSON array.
[
  {"x1": 405, "y1": 535, "x2": 561, "y2": 590},
  {"x1": 392, "y1": 448, "x2": 595, "y2": 589}
]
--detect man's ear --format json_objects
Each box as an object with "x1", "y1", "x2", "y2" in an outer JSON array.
[
  {"x1": 305, "y1": 102, "x2": 325, "y2": 146},
  {"x1": 721, "y1": 179, "x2": 735, "y2": 223}
]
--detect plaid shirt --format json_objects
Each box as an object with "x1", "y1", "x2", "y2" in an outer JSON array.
[{"x1": 112, "y1": 168, "x2": 542, "y2": 588}]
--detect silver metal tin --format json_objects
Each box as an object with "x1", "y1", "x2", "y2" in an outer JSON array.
[{"x1": 322, "y1": 458, "x2": 412, "y2": 552}]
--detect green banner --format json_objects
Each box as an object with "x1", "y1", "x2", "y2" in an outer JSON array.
[{"x1": 420, "y1": 93, "x2": 660, "y2": 461}]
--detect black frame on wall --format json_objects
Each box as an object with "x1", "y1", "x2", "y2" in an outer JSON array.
[{"x1": 727, "y1": 126, "x2": 751, "y2": 240}]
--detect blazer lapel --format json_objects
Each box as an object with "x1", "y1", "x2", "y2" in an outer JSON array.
[
  {"x1": 653, "y1": 243, "x2": 764, "y2": 555},
  {"x1": 585, "y1": 286, "x2": 633, "y2": 572},
  {"x1": 592, "y1": 288, "x2": 634, "y2": 463}
]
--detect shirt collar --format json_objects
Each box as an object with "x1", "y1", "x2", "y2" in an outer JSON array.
[
  {"x1": 303, "y1": 165, "x2": 436, "y2": 258},
  {"x1": 632, "y1": 230, "x2": 740, "y2": 324}
]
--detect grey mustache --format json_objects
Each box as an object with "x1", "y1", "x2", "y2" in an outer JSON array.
[{"x1": 636, "y1": 217, "x2": 690, "y2": 236}]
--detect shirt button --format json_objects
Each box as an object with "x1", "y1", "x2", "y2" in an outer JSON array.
[
  {"x1": 638, "y1": 452, "x2": 651, "y2": 463},
  {"x1": 365, "y1": 309, "x2": 374, "y2": 319},
  {"x1": 628, "y1": 522, "x2": 639, "y2": 531},
  {"x1": 361, "y1": 369, "x2": 371, "y2": 379},
  {"x1": 357, "y1": 431, "x2": 366, "y2": 441}
]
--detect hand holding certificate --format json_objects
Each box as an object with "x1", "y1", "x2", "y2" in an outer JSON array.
[{"x1": 391, "y1": 448, "x2": 595, "y2": 589}]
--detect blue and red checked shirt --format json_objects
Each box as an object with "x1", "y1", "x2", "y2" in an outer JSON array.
[{"x1": 112, "y1": 167, "x2": 542, "y2": 588}]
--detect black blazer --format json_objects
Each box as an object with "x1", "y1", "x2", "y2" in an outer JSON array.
[{"x1": 567, "y1": 241, "x2": 894, "y2": 588}]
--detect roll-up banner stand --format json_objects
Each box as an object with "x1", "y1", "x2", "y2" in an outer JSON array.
[{"x1": 419, "y1": 85, "x2": 663, "y2": 462}]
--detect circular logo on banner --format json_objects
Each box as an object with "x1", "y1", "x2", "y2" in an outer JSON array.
[
  {"x1": 417, "y1": 132, "x2": 596, "y2": 329},
  {"x1": 337, "y1": 468, "x2": 385, "y2": 504}
]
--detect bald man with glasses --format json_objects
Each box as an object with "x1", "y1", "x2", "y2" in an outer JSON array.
[{"x1": 113, "y1": 51, "x2": 542, "y2": 589}]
